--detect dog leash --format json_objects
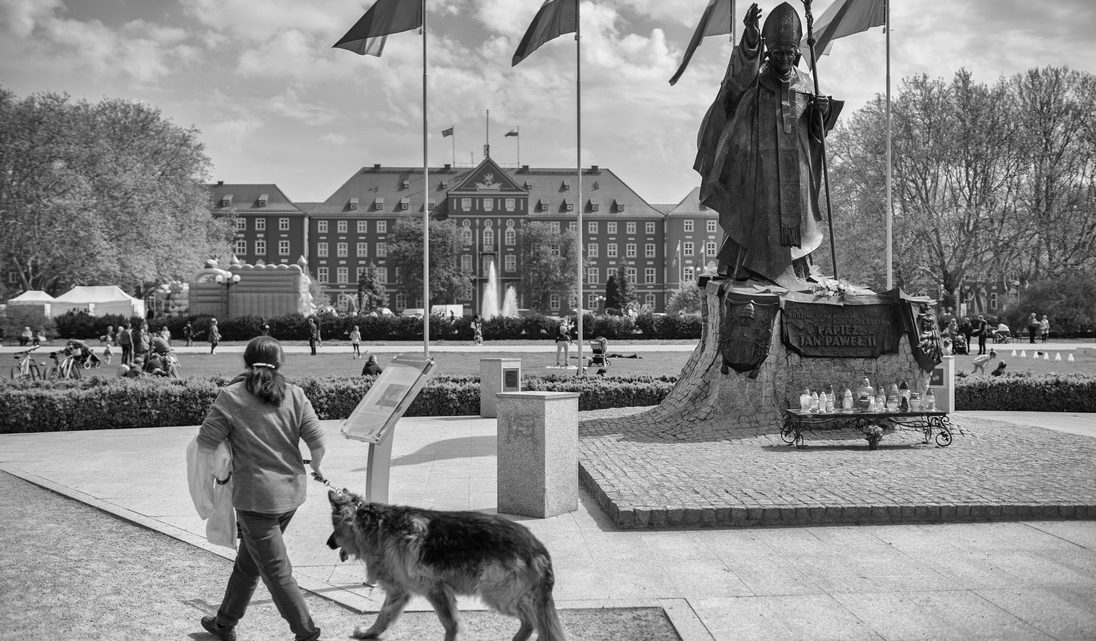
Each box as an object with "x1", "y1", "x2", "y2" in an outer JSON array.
[{"x1": 306, "y1": 464, "x2": 363, "y2": 506}]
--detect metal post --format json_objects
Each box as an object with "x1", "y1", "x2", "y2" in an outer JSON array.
[{"x1": 421, "y1": 0, "x2": 430, "y2": 358}]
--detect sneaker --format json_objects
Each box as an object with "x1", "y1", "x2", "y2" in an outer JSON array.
[{"x1": 200, "y1": 615, "x2": 237, "y2": 641}]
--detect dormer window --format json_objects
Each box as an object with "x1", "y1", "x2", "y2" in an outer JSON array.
[
  {"x1": 399, "y1": 197, "x2": 410, "y2": 210},
  {"x1": 562, "y1": 199, "x2": 573, "y2": 212},
  {"x1": 400, "y1": 180, "x2": 410, "y2": 190},
  {"x1": 592, "y1": 181, "x2": 599, "y2": 190},
  {"x1": 221, "y1": 194, "x2": 233, "y2": 207},
  {"x1": 522, "y1": 181, "x2": 531, "y2": 190},
  {"x1": 612, "y1": 198, "x2": 625, "y2": 212},
  {"x1": 560, "y1": 181, "x2": 570, "y2": 191},
  {"x1": 372, "y1": 197, "x2": 384, "y2": 210},
  {"x1": 348, "y1": 196, "x2": 359, "y2": 211},
  {"x1": 257, "y1": 193, "x2": 268, "y2": 207},
  {"x1": 587, "y1": 199, "x2": 599, "y2": 212},
  {"x1": 439, "y1": 180, "x2": 448, "y2": 188}
]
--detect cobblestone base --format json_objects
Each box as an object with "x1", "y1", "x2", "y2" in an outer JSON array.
[{"x1": 579, "y1": 409, "x2": 1096, "y2": 529}]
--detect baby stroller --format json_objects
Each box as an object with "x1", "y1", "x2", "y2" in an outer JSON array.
[
  {"x1": 993, "y1": 323, "x2": 1012, "y2": 343},
  {"x1": 67, "y1": 340, "x2": 102, "y2": 369},
  {"x1": 586, "y1": 337, "x2": 611, "y2": 376}
]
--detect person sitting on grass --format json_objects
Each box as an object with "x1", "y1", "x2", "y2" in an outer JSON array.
[
  {"x1": 361, "y1": 354, "x2": 383, "y2": 376},
  {"x1": 990, "y1": 361, "x2": 1007, "y2": 377},
  {"x1": 972, "y1": 349, "x2": 997, "y2": 374}
]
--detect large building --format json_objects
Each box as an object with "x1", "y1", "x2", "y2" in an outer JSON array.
[{"x1": 211, "y1": 157, "x2": 721, "y2": 315}]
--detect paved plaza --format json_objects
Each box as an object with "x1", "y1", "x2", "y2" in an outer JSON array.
[{"x1": 2, "y1": 408, "x2": 1095, "y2": 640}]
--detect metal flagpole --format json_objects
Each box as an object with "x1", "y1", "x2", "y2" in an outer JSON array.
[
  {"x1": 517, "y1": 126, "x2": 521, "y2": 166},
  {"x1": 485, "y1": 109, "x2": 490, "y2": 158},
  {"x1": 575, "y1": 3, "x2": 584, "y2": 376},
  {"x1": 421, "y1": 0, "x2": 430, "y2": 358},
  {"x1": 451, "y1": 126, "x2": 456, "y2": 167},
  {"x1": 802, "y1": 0, "x2": 838, "y2": 280},
  {"x1": 885, "y1": 0, "x2": 893, "y2": 290}
]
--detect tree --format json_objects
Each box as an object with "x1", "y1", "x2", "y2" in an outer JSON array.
[
  {"x1": 666, "y1": 283, "x2": 704, "y2": 316},
  {"x1": 356, "y1": 262, "x2": 388, "y2": 312},
  {"x1": 0, "y1": 86, "x2": 234, "y2": 297},
  {"x1": 518, "y1": 222, "x2": 578, "y2": 313},
  {"x1": 604, "y1": 275, "x2": 620, "y2": 310},
  {"x1": 387, "y1": 217, "x2": 470, "y2": 307},
  {"x1": 614, "y1": 261, "x2": 637, "y2": 312}
]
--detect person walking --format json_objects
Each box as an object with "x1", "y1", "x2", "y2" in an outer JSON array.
[
  {"x1": 307, "y1": 317, "x2": 320, "y2": 356},
  {"x1": 101, "y1": 325, "x2": 114, "y2": 365},
  {"x1": 183, "y1": 321, "x2": 194, "y2": 347},
  {"x1": 117, "y1": 323, "x2": 134, "y2": 366},
  {"x1": 133, "y1": 321, "x2": 151, "y2": 368},
  {"x1": 1026, "y1": 312, "x2": 1039, "y2": 344},
  {"x1": 195, "y1": 336, "x2": 326, "y2": 641},
  {"x1": 555, "y1": 317, "x2": 572, "y2": 367},
  {"x1": 209, "y1": 318, "x2": 221, "y2": 354},
  {"x1": 1039, "y1": 314, "x2": 1050, "y2": 343},
  {"x1": 349, "y1": 325, "x2": 362, "y2": 359},
  {"x1": 471, "y1": 314, "x2": 483, "y2": 346}
]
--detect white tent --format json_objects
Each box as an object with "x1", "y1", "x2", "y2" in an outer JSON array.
[
  {"x1": 7, "y1": 290, "x2": 54, "y2": 316},
  {"x1": 51, "y1": 286, "x2": 146, "y2": 318}
]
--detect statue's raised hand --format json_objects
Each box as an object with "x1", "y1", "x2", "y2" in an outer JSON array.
[{"x1": 744, "y1": 3, "x2": 762, "y2": 45}]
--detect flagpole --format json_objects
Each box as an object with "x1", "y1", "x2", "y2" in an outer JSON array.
[
  {"x1": 485, "y1": 109, "x2": 490, "y2": 158},
  {"x1": 575, "y1": 2, "x2": 584, "y2": 376},
  {"x1": 517, "y1": 126, "x2": 521, "y2": 166},
  {"x1": 451, "y1": 125, "x2": 456, "y2": 167},
  {"x1": 885, "y1": 0, "x2": 893, "y2": 290},
  {"x1": 421, "y1": 0, "x2": 430, "y2": 358}
]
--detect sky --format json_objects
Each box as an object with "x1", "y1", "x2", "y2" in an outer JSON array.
[{"x1": 2, "y1": 0, "x2": 1095, "y2": 206}]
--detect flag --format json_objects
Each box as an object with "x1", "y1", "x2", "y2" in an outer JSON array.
[
  {"x1": 505, "y1": 128, "x2": 519, "y2": 137},
  {"x1": 672, "y1": 240, "x2": 682, "y2": 268},
  {"x1": 512, "y1": 0, "x2": 578, "y2": 66},
  {"x1": 333, "y1": 0, "x2": 422, "y2": 56},
  {"x1": 669, "y1": 0, "x2": 733, "y2": 86},
  {"x1": 800, "y1": 0, "x2": 885, "y2": 69},
  {"x1": 441, "y1": 126, "x2": 454, "y2": 137}
]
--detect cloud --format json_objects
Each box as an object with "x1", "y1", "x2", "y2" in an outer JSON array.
[
  {"x1": 0, "y1": 0, "x2": 63, "y2": 38},
  {"x1": 321, "y1": 132, "x2": 349, "y2": 145},
  {"x1": 181, "y1": 0, "x2": 350, "y2": 42},
  {"x1": 205, "y1": 116, "x2": 264, "y2": 146},
  {"x1": 266, "y1": 87, "x2": 339, "y2": 126}
]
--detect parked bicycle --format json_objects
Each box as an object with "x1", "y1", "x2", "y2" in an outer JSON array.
[
  {"x1": 10, "y1": 346, "x2": 42, "y2": 380},
  {"x1": 46, "y1": 347, "x2": 82, "y2": 380}
]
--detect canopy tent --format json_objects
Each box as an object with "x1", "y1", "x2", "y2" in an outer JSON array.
[
  {"x1": 50, "y1": 286, "x2": 145, "y2": 318},
  {"x1": 6, "y1": 290, "x2": 54, "y2": 317}
]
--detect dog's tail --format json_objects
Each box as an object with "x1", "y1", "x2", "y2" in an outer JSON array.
[{"x1": 532, "y1": 555, "x2": 567, "y2": 641}]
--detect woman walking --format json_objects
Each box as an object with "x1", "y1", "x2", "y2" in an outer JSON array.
[
  {"x1": 209, "y1": 318, "x2": 221, "y2": 354},
  {"x1": 196, "y1": 336, "x2": 326, "y2": 641}
]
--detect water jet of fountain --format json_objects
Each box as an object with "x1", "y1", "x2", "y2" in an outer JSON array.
[
  {"x1": 481, "y1": 259, "x2": 499, "y2": 320},
  {"x1": 501, "y1": 285, "x2": 519, "y2": 317}
]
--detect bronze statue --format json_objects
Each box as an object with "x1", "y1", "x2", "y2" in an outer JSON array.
[{"x1": 694, "y1": 2, "x2": 842, "y2": 289}]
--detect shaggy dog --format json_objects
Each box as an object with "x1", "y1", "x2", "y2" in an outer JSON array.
[{"x1": 327, "y1": 490, "x2": 566, "y2": 641}]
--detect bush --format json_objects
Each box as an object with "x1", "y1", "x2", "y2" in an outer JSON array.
[
  {"x1": 954, "y1": 373, "x2": 1096, "y2": 412},
  {"x1": 1003, "y1": 276, "x2": 1096, "y2": 338}
]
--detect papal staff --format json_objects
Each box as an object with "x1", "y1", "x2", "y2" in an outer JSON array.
[{"x1": 801, "y1": 0, "x2": 838, "y2": 280}]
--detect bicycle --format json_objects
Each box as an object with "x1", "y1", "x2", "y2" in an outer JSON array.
[
  {"x1": 45, "y1": 349, "x2": 82, "y2": 380},
  {"x1": 10, "y1": 346, "x2": 42, "y2": 380}
]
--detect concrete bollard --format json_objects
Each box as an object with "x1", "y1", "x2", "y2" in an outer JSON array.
[
  {"x1": 928, "y1": 355, "x2": 955, "y2": 413},
  {"x1": 480, "y1": 358, "x2": 522, "y2": 418},
  {"x1": 496, "y1": 392, "x2": 578, "y2": 518}
]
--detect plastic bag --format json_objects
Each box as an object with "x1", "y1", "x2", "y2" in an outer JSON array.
[{"x1": 186, "y1": 437, "x2": 236, "y2": 549}]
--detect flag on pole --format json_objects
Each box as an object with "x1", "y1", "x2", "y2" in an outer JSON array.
[
  {"x1": 672, "y1": 240, "x2": 682, "y2": 267},
  {"x1": 505, "y1": 128, "x2": 519, "y2": 137},
  {"x1": 669, "y1": 0, "x2": 733, "y2": 86},
  {"x1": 441, "y1": 126, "x2": 454, "y2": 137},
  {"x1": 511, "y1": 0, "x2": 578, "y2": 66},
  {"x1": 333, "y1": 0, "x2": 422, "y2": 56},
  {"x1": 799, "y1": 0, "x2": 886, "y2": 68}
]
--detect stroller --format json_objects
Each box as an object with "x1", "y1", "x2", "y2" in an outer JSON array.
[
  {"x1": 67, "y1": 340, "x2": 102, "y2": 369},
  {"x1": 993, "y1": 323, "x2": 1012, "y2": 343},
  {"x1": 585, "y1": 337, "x2": 611, "y2": 376}
]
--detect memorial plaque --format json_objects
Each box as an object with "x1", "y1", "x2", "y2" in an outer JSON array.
[
  {"x1": 783, "y1": 301, "x2": 901, "y2": 358},
  {"x1": 503, "y1": 368, "x2": 520, "y2": 391},
  {"x1": 929, "y1": 367, "x2": 944, "y2": 387}
]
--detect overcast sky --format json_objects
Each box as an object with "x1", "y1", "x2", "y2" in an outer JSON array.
[{"x1": 3, "y1": 0, "x2": 1095, "y2": 205}]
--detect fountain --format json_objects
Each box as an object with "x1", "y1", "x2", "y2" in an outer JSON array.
[
  {"x1": 480, "y1": 260, "x2": 519, "y2": 319},
  {"x1": 501, "y1": 286, "x2": 519, "y2": 317}
]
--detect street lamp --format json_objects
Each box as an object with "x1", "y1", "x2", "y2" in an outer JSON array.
[{"x1": 215, "y1": 272, "x2": 241, "y2": 319}]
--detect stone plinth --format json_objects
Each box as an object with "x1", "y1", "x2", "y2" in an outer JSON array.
[
  {"x1": 497, "y1": 392, "x2": 578, "y2": 518},
  {"x1": 929, "y1": 355, "x2": 955, "y2": 412},
  {"x1": 480, "y1": 358, "x2": 522, "y2": 418}
]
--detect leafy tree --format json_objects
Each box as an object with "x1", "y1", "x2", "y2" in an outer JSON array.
[
  {"x1": 604, "y1": 275, "x2": 620, "y2": 310},
  {"x1": 614, "y1": 260, "x2": 637, "y2": 312},
  {"x1": 518, "y1": 222, "x2": 578, "y2": 313},
  {"x1": 387, "y1": 217, "x2": 470, "y2": 307},
  {"x1": 356, "y1": 262, "x2": 388, "y2": 312},
  {"x1": 666, "y1": 282, "x2": 704, "y2": 316},
  {"x1": 0, "y1": 86, "x2": 234, "y2": 296}
]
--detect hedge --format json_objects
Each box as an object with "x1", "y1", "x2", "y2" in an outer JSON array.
[{"x1": 2, "y1": 372, "x2": 1091, "y2": 434}]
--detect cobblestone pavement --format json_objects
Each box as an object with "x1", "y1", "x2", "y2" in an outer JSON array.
[{"x1": 579, "y1": 409, "x2": 1096, "y2": 529}]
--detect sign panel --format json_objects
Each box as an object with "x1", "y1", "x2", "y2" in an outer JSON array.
[
  {"x1": 342, "y1": 355, "x2": 437, "y2": 443},
  {"x1": 783, "y1": 301, "x2": 901, "y2": 358},
  {"x1": 503, "y1": 368, "x2": 520, "y2": 392}
]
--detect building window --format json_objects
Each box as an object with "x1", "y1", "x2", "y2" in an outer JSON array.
[
  {"x1": 607, "y1": 244, "x2": 618, "y2": 258},
  {"x1": 318, "y1": 221, "x2": 328, "y2": 233},
  {"x1": 337, "y1": 267, "x2": 348, "y2": 284},
  {"x1": 255, "y1": 218, "x2": 266, "y2": 231},
  {"x1": 375, "y1": 267, "x2": 387, "y2": 284},
  {"x1": 626, "y1": 221, "x2": 636, "y2": 234},
  {"x1": 505, "y1": 198, "x2": 515, "y2": 211},
  {"x1": 684, "y1": 219, "x2": 694, "y2": 232},
  {"x1": 337, "y1": 221, "x2": 348, "y2": 234},
  {"x1": 568, "y1": 222, "x2": 577, "y2": 233},
  {"x1": 588, "y1": 221, "x2": 597, "y2": 235},
  {"x1": 587, "y1": 243, "x2": 598, "y2": 258},
  {"x1": 645, "y1": 293, "x2": 655, "y2": 308},
  {"x1": 337, "y1": 294, "x2": 351, "y2": 312},
  {"x1": 707, "y1": 220, "x2": 717, "y2": 233},
  {"x1": 377, "y1": 221, "x2": 387, "y2": 234},
  {"x1": 626, "y1": 243, "x2": 636, "y2": 258},
  {"x1": 589, "y1": 293, "x2": 599, "y2": 309},
  {"x1": 279, "y1": 218, "x2": 289, "y2": 231},
  {"x1": 504, "y1": 229, "x2": 515, "y2": 246},
  {"x1": 461, "y1": 197, "x2": 471, "y2": 211},
  {"x1": 317, "y1": 242, "x2": 328, "y2": 258},
  {"x1": 279, "y1": 240, "x2": 290, "y2": 256},
  {"x1": 461, "y1": 254, "x2": 472, "y2": 272},
  {"x1": 337, "y1": 242, "x2": 348, "y2": 257},
  {"x1": 549, "y1": 244, "x2": 560, "y2": 257},
  {"x1": 645, "y1": 268, "x2": 656, "y2": 284},
  {"x1": 607, "y1": 222, "x2": 617, "y2": 234},
  {"x1": 483, "y1": 229, "x2": 494, "y2": 250},
  {"x1": 627, "y1": 267, "x2": 636, "y2": 281},
  {"x1": 705, "y1": 241, "x2": 717, "y2": 257},
  {"x1": 684, "y1": 266, "x2": 695, "y2": 281},
  {"x1": 461, "y1": 228, "x2": 472, "y2": 247},
  {"x1": 587, "y1": 267, "x2": 598, "y2": 284},
  {"x1": 549, "y1": 294, "x2": 560, "y2": 310},
  {"x1": 646, "y1": 222, "x2": 656, "y2": 234},
  {"x1": 549, "y1": 221, "x2": 560, "y2": 233},
  {"x1": 255, "y1": 239, "x2": 266, "y2": 255},
  {"x1": 357, "y1": 220, "x2": 368, "y2": 234},
  {"x1": 482, "y1": 198, "x2": 493, "y2": 212},
  {"x1": 357, "y1": 242, "x2": 368, "y2": 257},
  {"x1": 645, "y1": 243, "x2": 655, "y2": 258},
  {"x1": 234, "y1": 218, "x2": 247, "y2": 232},
  {"x1": 318, "y1": 267, "x2": 329, "y2": 283},
  {"x1": 234, "y1": 240, "x2": 247, "y2": 255},
  {"x1": 504, "y1": 254, "x2": 516, "y2": 272},
  {"x1": 376, "y1": 242, "x2": 387, "y2": 257},
  {"x1": 684, "y1": 242, "x2": 694, "y2": 256}
]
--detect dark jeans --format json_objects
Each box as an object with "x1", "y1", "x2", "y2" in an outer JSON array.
[
  {"x1": 216, "y1": 509, "x2": 320, "y2": 641},
  {"x1": 308, "y1": 337, "x2": 317, "y2": 356},
  {"x1": 121, "y1": 345, "x2": 133, "y2": 365},
  {"x1": 978, "y1": 335, "x2": 987, "y2": 355},
  {"x1": 1029, "y1": 328, "x2": 1037, "y2": 344}
]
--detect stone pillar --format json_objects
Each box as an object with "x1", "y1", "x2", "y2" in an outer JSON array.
[
  {"x1": 496, "y1": 392, "x2": 578, "y2": 518},
  {"x1": 928, "y1": 355, "x2": 955, "y2": 412},
  {"x1": 480, "y1": 358, "x2": 522, "y2": 418}
]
